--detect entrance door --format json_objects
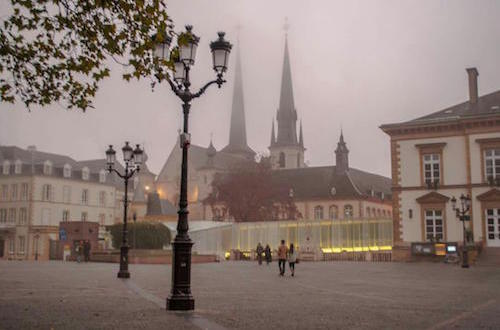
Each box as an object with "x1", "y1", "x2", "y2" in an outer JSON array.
[
  {"x1": 0, "y1": 239, "x2": 4, "y2": 257},
  {"x1": 486, "y1": 208, "x2": 500, "y2": 247}
]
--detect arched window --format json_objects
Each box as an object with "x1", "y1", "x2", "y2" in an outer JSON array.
[
  {"x1": 2, "y1": 160, "x2": 10, "y2": 175},
  {"x1": 328, "y1": 205, "x2": 338, "y2": 219},
  {"x1": 82, "y1": 167, "x2": 90, "y2": 180},
  {"x1": 372, "y1": 208, "x2": 376, "y2": 218},
  {"x1": 366, "y1": 207, "x2": 371, "y2": 218},
  {"x1": 344, "y1": 204, "x2": 353, "y2": 218},
  {"x1": 99, "y1": 170, "x2": 106, "y2": 183},
  {"x1": 63, "y1": 164, "x2": 72, "y2": 178},
  {"x1": 43, "y1": 160, "x2": 52, "y2": 175},
  {"x1": 377, "y1": 209, "x2": 382, "y2": 218},
  {"x1": 279, "y1": 152, "x2": 286, "y2": 168},
  {"x1": 14, "y1": 160, "x2": 22, "y2": 174},
  {"x1": 314, "y1": 206, "x2": 324, "y2": 220}
]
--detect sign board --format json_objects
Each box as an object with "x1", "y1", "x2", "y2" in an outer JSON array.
[{"x1": 59, "y1": 228, "x2": 67, "y2": 241}]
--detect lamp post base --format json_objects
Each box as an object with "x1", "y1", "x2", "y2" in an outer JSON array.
[
  {"x1": 117, "y1": 245, "x2": 130, "y2": 278},
  {"x1": 462, "y1": 249, "x2": 469, "y2": 268},
  {"x1": 166, "y1": 296, "x2": 195, "y2": 311},
  {"x1": 117, "y1": 270, "x2": 131, "y2": 278}
]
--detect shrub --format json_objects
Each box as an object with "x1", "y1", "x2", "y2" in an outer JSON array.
[{"x1": 109, "y1": 222, "x2": 171, "y2": 249}]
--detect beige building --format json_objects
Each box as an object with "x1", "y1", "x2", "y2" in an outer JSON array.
[
  {"x1": 381, "y1": 68, "x2": 500, "y2": 259},
  {"x1": 0, "y1": 146, "x2": 122, "y2": 260}
]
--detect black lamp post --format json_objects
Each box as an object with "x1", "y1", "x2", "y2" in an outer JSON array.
[
  {"x1": 106, "y1": 142, "x2": 143, "y2": 278},
  {"x1": 153, "y1": 25, "x2": 232, "y2": 311},
  {"x1": 451, "y1": 194, "x2": 472, "y2": 268}
]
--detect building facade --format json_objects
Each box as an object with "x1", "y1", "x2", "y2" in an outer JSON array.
[{"x1": 381, "y1": 68, "x2": 500, "y2": 260}]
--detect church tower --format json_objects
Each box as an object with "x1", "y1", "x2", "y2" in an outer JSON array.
[
  {"x1": 269, "y1": 33, "x2": 305, "y2": 169},
  {"x1": 335, "y1": 130, "x2": 349, "y2": 174},
  {"x1": 221, "y1": 42, "x2": 255, "y2": 160}
]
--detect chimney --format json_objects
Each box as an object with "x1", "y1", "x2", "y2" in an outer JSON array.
[{"x1": 466, "y1": 68, "x2": 479, "y2": 104}]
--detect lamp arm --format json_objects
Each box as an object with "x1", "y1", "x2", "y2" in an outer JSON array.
[
  {"x1": 166, "y1": 76, "x2": 182, "y2": 97},
  {"x1": 109, "y1": 168, "x2": 126, "y2": 179},
  {"x1": 192, "y1": 76, "x2": 225, "y2": 99}
]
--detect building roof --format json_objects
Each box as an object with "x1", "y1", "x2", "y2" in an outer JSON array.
[
  {"x1": 381, "y1": 89, "x2": 500, "y2": 130},
  {"x1": 270, "y1": 166, "x2": 391, "y2": 201},
  {"x1": 146, "y1": 192, "x2": 177, "y2": 216}
]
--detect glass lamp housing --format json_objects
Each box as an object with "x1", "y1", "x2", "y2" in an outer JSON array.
[
  {"x1": 106, "y1": 145, "x2": 116, "y2": 169},
  {"x1": 122, "y1": 142, "x2": 133, "y2": 163},
  {"x1": 179, "y1": 25, "x2": 199, "y2": 66},
  {"x1": 451, "y1": 196, "x2": 457, "y2": 210},
  {"x1": 210, "y1": 32, "x2": 232, "y2": 74},
  {"x1": 133, "y1": 144, "x2": 143, "y2": 166},
  {"x1": 153, "y1": 32, "x2": 172, "y2": 61}
]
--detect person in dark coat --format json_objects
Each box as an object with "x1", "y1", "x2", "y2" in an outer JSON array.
[
  {"x1": 256, "y1": 243, "x2": 264, "y2": 265},
  {"x1": 83, "y1": 240, "x2": 91, "y2": 262},
  {"x1": 264, "y1": 244, "x2": 272, "y2": 265}
]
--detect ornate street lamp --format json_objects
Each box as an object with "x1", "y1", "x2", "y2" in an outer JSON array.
[
  {"x1": 106, "y1": 142, "x2": 143, "y2": 278},
  {"x1": 451, "y1": 194, "x2": 472, "y2": 268},
  {"x1": 153, "y1": 25, "x2": 232, "y2": 311}
]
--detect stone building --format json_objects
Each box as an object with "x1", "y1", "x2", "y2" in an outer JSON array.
[{"x1": 381, "y1": 68, "x2": 500, "y2": 260}]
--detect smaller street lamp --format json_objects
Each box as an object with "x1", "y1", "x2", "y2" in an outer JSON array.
[
  {"x1": 451, "y1": 194, "x2": 472, "y2": 268},
  {"x1": 106, "y1": 142, "x2": 143, "y2": 278}
]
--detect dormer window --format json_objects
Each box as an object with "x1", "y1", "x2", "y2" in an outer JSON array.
[
  {"x1": 82, "y1": 167, "x2": 90, "y2": 181},
  {"x1": 63, "y1": 164, "x2": 72, "y2": 178},
  {"x1": 2, "y1": 160, "x2": 10, "y2": 175},
  {"x1": 43, "y1": 161, "x2": 52, "y2": 175},
  {"x1": 14, "y1": 160, "x2": 22, "y2": 174},
  {"x1": 99, "y1": 170, "x2": 106, "y2": 183}
]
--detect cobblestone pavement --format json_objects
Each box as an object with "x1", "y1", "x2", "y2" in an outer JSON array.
[{"x1": 0, "y1": 260, "x2": 499, "y2": 329}]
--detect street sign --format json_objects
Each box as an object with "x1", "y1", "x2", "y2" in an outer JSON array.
[{"x1": 59, "y1": 228, "x2": 67, "y2": 241}]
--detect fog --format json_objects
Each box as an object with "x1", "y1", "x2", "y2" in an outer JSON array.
[{"x1": 1, "y1": 0, "x2": 500, "y2": 177}]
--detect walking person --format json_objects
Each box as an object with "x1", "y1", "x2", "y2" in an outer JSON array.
[
  {"x1": 75, "y1": 241, "x2": 83, "y2": 263},
  {"x1": 264, "y1": 244, "x2": 272, "y2": 265},
  {"x1": 288, "y1": 243, "x2": 298, "y2": 277},
  {"x1": 277, "y1": 240, "x2": 288, "y2": 276},
  {"x1": 256, "y1": 242, "x2": 264, "y2": 265},
  {"x1": 83, "y1": 240, "x2": 91, "y2": 262}
]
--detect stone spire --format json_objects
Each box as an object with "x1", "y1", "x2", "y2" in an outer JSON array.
[
  {"x1": 206, "y1": 137, "x2": 216, "y2": 167},
  {"x1": 221, "y1": 42, "x2": 255, "y2": 159},
  {"x1": 270, "y1": 120, "x2": 276, "y2": 146},
  {"x1": 275, "y1": 36, "x2": 298, "y2": 146},
  {"x1": 335, "y1": 129, "x2": 349, "y2": 175}
]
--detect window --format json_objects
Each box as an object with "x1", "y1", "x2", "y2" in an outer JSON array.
[
  {"x1": 14, "y1": 160, "x2": 22, "y2": 174},
  {"x1": 82, "y1": 189, "x2": 89, "y2": 204},
  {"x1": 328, "y1": 205, "x2": 338, "y2": 219},
  {"x1": 99, "y1": 213, "x2": 105, "y2": 226},
  {"x1": 82, "y1": 167, "x2": 90, "y2": 180},
  {"x1": 18, "y1": 236, "x2": 25, "y2": 254},
  {"x1": 2, "y1": 160, "x2": 10, "y2": 175},
  {"x1": 19, "y1": 208, "x2": 27, "y2": 225},
  {"x1": 8, "y1": 208, "x2": 16, "y2": 223},
  {"x1": 344, "y1": 205, "x2": 353, "y2": 218},
  {"x1": 63, "y1": 164, "x2": 72, "y2": 178},
  {"x1": 485, "y1": 148, "x2": 500, "y2": 180},
  {"x1": 425, "y1": 210, "x2": 444, "y2": 241},
  {"x1": 1, "y1": 184, "x2": 8, "y2": 200},
  {"x1": 63, "y1": 186, "x2": 71, "y2": 203},
  {"x1": 99, "y1": 170, "x2": 106, "y2": 183},
  {"x1": 62, "y1": 210, "x2": 69, "y2": 222},
  {"x1": 42, "y1": 184, "x2": 53, "y2": 201},
  {"x1": 43, "y1": 161, "x2": 52, "y2": 175},
  {"x1": 9, "y1": 239, "x2": 15, "y2": 254},
  {"x1": 423, "y1": 154, "x2": 440, "y2": 184},
  {"x1": 20, "y1": 183, "x2": 29, "y2": 201},
  {"x1": 81, "y1": 212, "x2": 88, "y2": 222},
  {"x1": 279, "y1": 152, "x2": 286, "y2": 168},
  {"x1": 314, "y1": 206, "x2": 324, "y2": 220},
  {"x1": 0, "y1": 209, "x2": 7, "y2": 223},
  {"x1": 99, "y1": 191, "x2": 106, "y2": 207},
  {"x1": 10, "y1": 184, "x2": 17, "y2": 201}
]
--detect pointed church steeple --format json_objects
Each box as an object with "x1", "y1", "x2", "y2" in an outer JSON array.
[
  {"x1": 335, "y1": 129, "x2": 349, "y2": 175},
  {"x1": 275, "y1": 36, "x2": 298, "y2": 146},
  {"x1": 270, "y1": 120, "x2": 276, "y2": 146},
  {"x1": 221, "y1": 41, "x2": 255, "y2": 160}
]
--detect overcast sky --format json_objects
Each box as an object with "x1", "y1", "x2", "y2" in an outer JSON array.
[{"x1": 1, "y1": 0, "x2": 500, "y2": 177}]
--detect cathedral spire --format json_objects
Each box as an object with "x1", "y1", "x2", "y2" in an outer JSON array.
[
  {"x1": 221, "y1": 41, "x2": 255, "y2": 159},
  {"x1": 335, "y1": 130, "x2": 349, "y2": 175},
  {"x1": 270, "y1": 120, "x2": 276, "y2": 146},
  {"x1": 275, "y1": 34, "x2": 298, "y2": 146}
]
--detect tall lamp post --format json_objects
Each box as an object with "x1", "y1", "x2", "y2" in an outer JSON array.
[
  {"x1": 153, "y1": 25, "x2": 232, "y2": 311},
  {"x1": 451, "y1": 194, "x2": 472, "y2": 268},
  {"x1": 106, "y1": 142, "x2": 143, "y2": 278}
]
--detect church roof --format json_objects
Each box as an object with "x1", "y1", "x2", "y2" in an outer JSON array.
[
  {"x1": 146, "y1": 192, "x2": 177, "y2": 216},
  {"x1": 271, "y1": 166, "x2": 391, "y2": 201}
]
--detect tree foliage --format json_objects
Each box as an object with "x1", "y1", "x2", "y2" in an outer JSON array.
[
  {"x1": 109, "y1": 222, "x2": 171, "y2": 249},
  {"x1": 0, "y1": 0, "x2": 173, "y2": 110},
  {"x1": 206, "y1": 157, "x2": 300, "y2": 222}
]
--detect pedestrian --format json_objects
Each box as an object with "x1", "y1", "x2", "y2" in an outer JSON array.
[
  {"x1": 84, "y1": 240, "x2": 91, "y2": 262},
  {"x1": 256, "y1": 242, "x2": 264, "y2": 265},
  {"x1": 75, "y1": 241, "x2": 83, "y2": 263},
  {"x1": 277, "y1": 239, "x2": 288, "y2": 276},
  {"x1": 264, "y1": 244, "x2": 272, "y2": 265},
  {"x1": 288, "y1": 243, "x2": 298, "y2": 277}
]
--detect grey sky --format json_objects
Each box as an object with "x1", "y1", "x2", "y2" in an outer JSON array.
[{"x1": 1, "y1": 0, "x2": 500, "y2": 177}]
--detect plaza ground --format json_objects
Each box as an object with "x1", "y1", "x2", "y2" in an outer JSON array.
[{"x1": 0, "y1": 260, "x2": 499, "y2": 329}]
